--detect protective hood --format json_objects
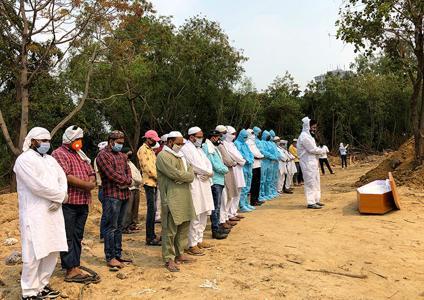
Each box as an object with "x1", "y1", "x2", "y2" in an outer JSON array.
[
  {"x1": 261, "y1": 130, "x2": 271, "y2": 141},
  {"x1": 225, "y1": 125, "x2": 237, "y2": 142},
  {"x1": 340, "y1": 143, "x2": 344, "y2": 147},
  {"x1": 269, "y1": 130, "x2": 276, "y2": 138},
  {"x1": 246, "y1": 129, "x2": 255, "y2": 141},
  {"x1": 302, "y1": 116, "x2": 311, "y2": 133},
  {"x1": 234, "y1": 129, "x2": 254, "y2": 164},
  {"x1": 253, "y1": 126, "x2": 261, "y2": 137},
  {"x1": 236, "y1": 129, "x2": 249, "y2": 143}
]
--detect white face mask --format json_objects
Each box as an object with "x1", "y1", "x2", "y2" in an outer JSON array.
[
  {"x1": 194, "y1": 138, "x2": 203, "y2": 148},
  {"x1": 172, "y1": 144, "x2": 182, "y2": 153},
  {"x1": 225, "y1": 133, "x2": 235, "y2": 142}
]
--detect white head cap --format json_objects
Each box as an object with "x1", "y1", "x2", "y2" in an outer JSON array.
[
  {"x1": 23, "y1": 127, "x2": 51, "y2": 152},
  {"x1": 63, "y1": 125, "x2": 83, "y2": 144},
  {"x1": 168, "y1": 131, "x2": 183, "y2": 138},
  {"x1": 226, "y1": 126, "x2": 236, "y2": 134},
  {"x1": 98, "y1": 141, "x2": 108, "y2": 150},
  {"x1": 188, "y1": 126, "x2": 202, "y2": 135},
  {"x1": 274, "y1": 136, "x2": 281, "y2": 141},
  {"x1": 215, "y1": 125, "x2": 227, "y2": 133},
  {"x1": 161, "y1": 134, "x2": 169, "y2": 142}
]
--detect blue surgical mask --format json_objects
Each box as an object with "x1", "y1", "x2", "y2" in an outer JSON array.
[
  {"x1": 112, "y1": 143, "x2": 123, "y2": 152},
  {"x1": 37, "y1": 142, "x2": 50, "y2": 154}
]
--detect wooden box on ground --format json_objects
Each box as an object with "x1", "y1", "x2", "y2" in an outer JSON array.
[{"x1": 357, "y1": 172, "x2": 401, "y2": 215}]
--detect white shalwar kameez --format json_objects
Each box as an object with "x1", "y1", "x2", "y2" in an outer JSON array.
[
  {"x1": 14, "y1": 128, "x2": 68, "y2": 297},
  {"x1": 181, "y1": 141, "x2": 215, "y2": 248}
]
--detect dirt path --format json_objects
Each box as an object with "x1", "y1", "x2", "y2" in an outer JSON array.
[{"x1": 1, "y1": 160, "x2": 424, "y2": 299}]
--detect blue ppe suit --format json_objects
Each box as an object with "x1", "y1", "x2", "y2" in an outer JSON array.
[
  {"x1": 257, "y1": 130, "x2": 276, "y2": 200},
  {"x1": 269, "y1": 130, "x2": 281, "y2": 198},
  {"x1": 234, "y1": 129, "x2": 255, "y2": 212}
]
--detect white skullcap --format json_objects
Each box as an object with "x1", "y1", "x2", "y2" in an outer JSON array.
[
  {"x1": 215, "y1": 125, "x2": 227, "y2": 133},
  {"x1": 293, "y1": 138, "x2": 298, "y2": 142},
  {"x1": 23, "y1": 127, "x2": 51, "y2": 152},
  {"x1": 98, "y1": 141, "x2": 108, "y2": 150},
  {"x1": 274, "y1": 136, "x2": 281, "y2": 141},
  {"x1": 188, "y1": 126, "x2": 202, "y2": 135},
  {"x1": 226, "y1": 126, "x2": 236, "y2": 134},
  {"x1": 161, "y1": 134, "x2": 168, "y2": 142},
  {"x1": 168, "y1": 131, "x2": 183, "y2": 138},
  {"x1": 63, "y1": 125, "x2": 83, "y2": 144}
]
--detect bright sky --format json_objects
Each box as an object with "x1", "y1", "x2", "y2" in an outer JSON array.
[{"x1": 151, "y1": 0, "x2": 356, "y2": 91}]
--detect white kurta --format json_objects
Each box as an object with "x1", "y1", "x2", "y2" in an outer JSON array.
[
  {"x1": 247, "y1": 138, "x2": 264, "y2": 169},
  {"x1": 13, "y1": 149, "x2": 68, "y2": 262},
  {"x1": 222, "y1": 141, "x2": 246, "y2": 188},
  {"x1": 181, "y1": 142, "x2": 215, "y2": 216}
]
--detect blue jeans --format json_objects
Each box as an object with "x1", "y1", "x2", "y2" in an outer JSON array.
[
  {"x1": 103, "y1": 196, "x2": 128, "y2": 262},
  {"x1": 210, "y1": 184, "x2": 224, "y2": 233},
  {"x1": 98, "y1": 188, "x2": 106, "y2": 239}
]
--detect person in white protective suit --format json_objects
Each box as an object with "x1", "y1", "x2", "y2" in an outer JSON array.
[
  {"x1": 279, "y1": 139, "x2": 297, "y2": 193},
  {"x1": 274, "y1": 137, "x2": 293, "y2": 194},
  {"x1": 13, "y1": 127, "x2": 68, "y2": 300},
  {"x1": 296, "y1": 117, "x2": 326, "y2": 209}
]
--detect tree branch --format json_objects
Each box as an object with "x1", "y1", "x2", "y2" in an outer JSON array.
[{"x1": 0, "y1": 109, "x2": 21, "y2": 156}]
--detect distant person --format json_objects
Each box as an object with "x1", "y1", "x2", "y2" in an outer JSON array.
[
  {"x1": 319, "y1": 144, "x2": 334, "y2": 175},
  {"x1": 96, "y1": 130, "x2": 133, "y2": 270},
  {"x1": 289, "y1": 139, "x2": 303, "y2": 185},
  {"x1": 297, "y1": 117, "x2": 326, "y2": 209},
  {"x1": 339, "y1": 143, "x2": 349, "y2": 168},
  {"x1": 94, "y1": 141, "x2": 108, "y2": 241},
  {"x1": 14, "y1": 127, "x2": 68, "y2": 300},
  {"x1": 137, "y1": 130, "x2": 162, "y2": 246},
  {"x1": 156, "y1": 131, "x2": 196, "y2": 272},
  {"x1": 52, "y1": 125, "x2": 97, "y2": 283},
  {"x1": 247, "y1": 127, "x2": 265, "y2": 206},
  {"x1": 122, "y1": 149, "x2": 142, "y2": 234}
]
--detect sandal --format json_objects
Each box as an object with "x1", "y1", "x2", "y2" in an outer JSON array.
[
  {"x1": 78, "y1": 266, "x2": 101, "y2": 284},
  {"x1": 175, "y1": 256, "x2": 196, "y2": 264},
  {"x1": 165, "y1": 261, "x2": 180, "y2": 272},
  {"x1": 64, "y1": 273, "x2": 92, "y2": 283}
]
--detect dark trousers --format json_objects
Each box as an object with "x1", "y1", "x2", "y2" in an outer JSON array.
[
  {"x1": 210, "y1": 184, "x2": 224, "y2": 233},
  {"x1": 250, "y1": 167, "x2": 261, "y2": 204},
  {"x1": 61, "y1": 204, "x2": 89, "y2": 270},
  {"x1": 123, "y1": 189, "x2": 140, "y2": 230},
  {"x1": 144, "y1": 185, "x2": 157, "y2": 241},
  {"x1": 295, "y1": 162, "x2": 303, "y2": 184},
  {"x1": 103, "y1": 196, "x2": 128, "y2": 262},
  {"x1": 98, "y1": 188, "x2": 106, "y2": 239},
  {"x1": 319, "y1": 158, "x2": 333, "y2": 174},
  {"x1": 341, "y1": 155, "x2": 348, "y2": 168}
]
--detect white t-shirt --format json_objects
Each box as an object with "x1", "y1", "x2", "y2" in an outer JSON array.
[{"x1": 319, "y1": 145, "x2": 329, "y2": 159}]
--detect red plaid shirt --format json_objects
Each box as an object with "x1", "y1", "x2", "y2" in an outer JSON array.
[
  {"x1": 52, "y1": 145, "x2": 94, "y2": 205},
  {"x1": 96, "y1": 146, "x2": 132, "y2": 200}
]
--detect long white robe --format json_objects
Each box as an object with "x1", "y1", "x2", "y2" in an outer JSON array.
[
  {"x1": 181, "y1": 141, "x2": 215, "y2": 216},
  {"x1": 13, "y1": 149, "x2": 68, "y2": 262},
  {"x1": 222, "y1": 140, "x2": 246, "y2": 188}
]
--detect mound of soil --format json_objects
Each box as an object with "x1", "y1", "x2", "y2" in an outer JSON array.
[{"x1": 356, "y1": 138, "x2": 424, "y2": 189}]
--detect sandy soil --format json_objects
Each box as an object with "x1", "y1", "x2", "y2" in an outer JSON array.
[{"x1": 1, "y1": 159, "x2": 424, "y2": 300}]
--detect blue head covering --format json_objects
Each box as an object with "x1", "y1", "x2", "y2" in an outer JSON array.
[
  {"x1": 269, "y1": 130, "x2": 276, "y2": 138},
  {"x1": 261, "y1": 130, "x2": 271, "y2": 141},
  {"x1": 235, "y1": 129, "x2": 254, "y2": 164},
  {"x1": 253, "y1": 126, "x2": 261, "y2": 136}
]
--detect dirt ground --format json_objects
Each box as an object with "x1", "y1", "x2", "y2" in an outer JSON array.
[{"x1": 1, "y1": 158, "x2": 424, "y2": 300}]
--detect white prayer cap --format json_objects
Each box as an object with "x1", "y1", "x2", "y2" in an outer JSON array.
[
  {"x1": 188, "y1": 126, "x2": 202, "y2": 135},
  {"x1": 98, "y1": 141, "x2": 108, "y2": 150},
  {"x1": 23, "y1": 127, "x2": 51, "y2": 152},
  {"x1": 63, "y1": 125, "x2": 83, "y2": 144},
  {"x1": 161, "y1": 134, "x2": 168, "y2": 142},
  {"x1": 168, "y1": 131, "x2": 183, "y2": 138},
  {"x1": 293, "y1": 138, "x2": 298, "y2": 142},
  {"x1": 274, "y1": 136, "x2": 281, "y2": 141},
  {"x1": 226, "y1": 126, "x2": 236, "y2": 134},
  {"x1": 215, "y1": 125, "x2": 227, "y2": 133}
]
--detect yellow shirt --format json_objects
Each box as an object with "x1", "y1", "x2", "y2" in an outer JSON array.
[
  {"x1": 137, "y1": 143, "x2": 157, "y2": 187},
  {"x1": 289, "y1": 144, "x2": 299, "y2": 163}
]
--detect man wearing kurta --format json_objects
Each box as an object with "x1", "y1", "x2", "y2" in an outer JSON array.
[
  {"x1": 181, "y1": 127, "x2": 215, "y2": 256},
  {"x1": 156, "y1": 131, "x2": 195, "y2": 272},
  {"x1": 14, "y1": 127, "x2": 68, "y2": 300}
]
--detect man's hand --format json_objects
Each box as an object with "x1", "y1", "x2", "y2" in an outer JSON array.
[
  {"x1": 198, "y1": 175, "x2": 209, "y2": 182},
  {"x1": 48, "y1": 202, "x2": 61, "y2": 212},
  {"x1": 63, "y1": 194, "x2": 69, "y2": 204}
]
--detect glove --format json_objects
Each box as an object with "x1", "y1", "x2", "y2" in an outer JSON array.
[{"x1": 48, "y1": 202, "x2": 61, "y2": 212}]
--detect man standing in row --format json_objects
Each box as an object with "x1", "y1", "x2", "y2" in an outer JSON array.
[
  {"x1": 14, "y1": 127, "x2": 68, "y2": 299},
  {"x1": 181, "y1": 127, "x2": 215, "y2": 255},
  {"x1": 52, "y1": 126, "x2": 96, "y2": 283},
  {"x1": 96, "y1": 130, "x2": 133, "y2": 269},
  {"x1": 247, "y1": 128, "x2": 264, "y2": 207},
  {"x1": 156, "y1": 132, "x2": 196, "y2": 272}
]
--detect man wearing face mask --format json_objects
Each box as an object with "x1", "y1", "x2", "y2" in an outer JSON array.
[
  {"x1": 52, "y1": 125, "x2": 97, "y2": 283},
  {"x1": 96, "y1": 130, "x2": 133, "y2": 270},
  {"x1": 202, "y1": 130, "x2": 230, "y2": 240},
  {"x1": 257, "y1": 130, "x2": 277, "y2": 201},
  {"x1": 156, "y1": 131, "x2": 196, "y2": 272},
  {"x1": 137, "y1": 130, "x2": 162, "y2": 246},
  {"x1": 297, "y1": 117, "x2": 326, "y2": 209},
  {"x1": 247, "y1": 127, "x2": 265, "y2": 207},
  {"x1": 14, "y1": 127, "x2": 68, "y2": 300},
  {"x1": 181, "y1": 127, "x2": 215, "y2": 256}
]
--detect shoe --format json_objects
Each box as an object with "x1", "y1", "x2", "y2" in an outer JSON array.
[
  {"x1": 251, "y1": 201, "x2": 262, "y2": 206},
  {"x1": 283, "y1": 189, "x2": 293, "y2": 194},
  {"x1": 316, "y1": 202, "x2": 325, "y2": 207},
  {"x1": 307, "y1": 204, "x2": 322, "y2": 209},
  {"x1": 229, "y1": 217, "x2": 241, "y2": 222},
  {"x1": 39, "y1": 286, "x2": 60, "y2": 299},
  {"x1": 227, "y1": 220, "x2": 237, "y2": 226},
  {"x1": 198, "y1": 242, "x2": 214, "y2": 249},
  {"x1": 239, "y1": 206, "x2": 252, "y2": 213},
  {"x1": 146, "y1": 239, "x2": 161, "y2": 246},
  {"x1": 218, "y1": 227, "x2": 231, "y2": 234},
  {"x1": 22, "y1": 296, "x2": 42, "y2": 300},
  {"x1": 212, "y1": 231, "x2": 228, "y2": 240},
  {"x1": 220, "y1": 222, "x2": 232, "y2": 229},
  {"x1": 185, "y1": 246, "x2": 205, "y2": 256},
  {"x1": 236, "y1": 214, "x2": 245, "y2": 219},
  {"x1": 246, "y1": 204, "x2": 256, "y2": 210}
]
